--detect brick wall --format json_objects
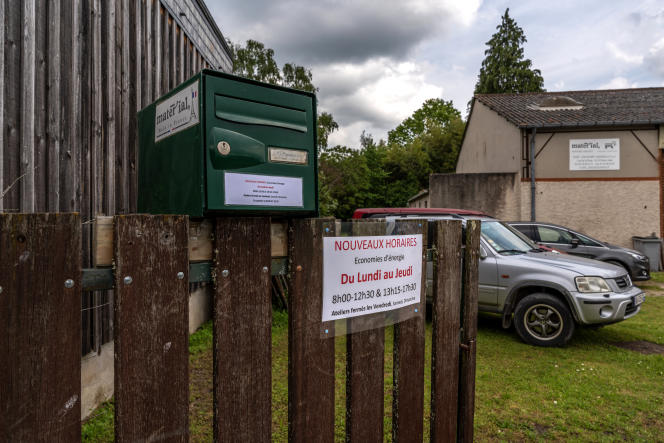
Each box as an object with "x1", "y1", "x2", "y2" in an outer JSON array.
[{"x1": 520, "y1": 180, "x2": 660, "y2": 248}]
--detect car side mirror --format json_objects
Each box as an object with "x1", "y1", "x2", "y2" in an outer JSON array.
[
  {"x1": 570, "y1": 238, "x2": 580, "y2": 248},
  {"x1": 480, "y1": 246, "x2": 488, "y2": 259}
]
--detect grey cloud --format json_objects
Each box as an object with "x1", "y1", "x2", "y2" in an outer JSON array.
[
  {"x1": 627, "y1": 12, "x2": 641, "y2": 26},
  {"x1": 313, "y1": 65, "x2": 384, "y2": 97},
  {"x1": 645, "y1": 45, "x2": 664, "y2": 78},
  {"x1": 210, "y1": 0, "x2": 448, "y2": 64},
  {"x1": 325, "y1": 98, "x2": 395, "y2": 129}
]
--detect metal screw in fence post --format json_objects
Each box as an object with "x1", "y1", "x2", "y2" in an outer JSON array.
[
  {"x1": 222, "y1": 270, "x2": 229, "y2": 278},
  {"x1": 123, "y1": 276, "x2": 133, "y2": 285},
  {"x1": 177, "y1": 272, "x2": 185, "y2": 280},
  {"x1": 262, "y1": 266, "x2": 269, "y2": 274},
  {"x1": 296, "y1": 265, "x2": 302, "y2": 272},
  {"x1": 64, "y1": 279, "x2": 74, "y2": 289},
  {"x1": 0, "y1": 286, "x2": 3, "y2": 294}
]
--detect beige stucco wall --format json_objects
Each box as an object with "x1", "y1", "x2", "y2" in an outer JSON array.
[
  {"x1": 533, "y1": 129, "x2": 659, "y2": 178},
  {"x1": 520, "y1": 180, "x2": 660, "y2": 247},
  {"x1": 456, "y1": 101, "x2": 522, "y2": 173}
]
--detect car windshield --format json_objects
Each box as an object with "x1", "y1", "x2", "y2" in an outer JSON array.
[{"x1": 481, "y1": 221, "x2": 536, "y2": 254}]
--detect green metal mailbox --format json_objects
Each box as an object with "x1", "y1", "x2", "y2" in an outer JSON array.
[{"x1": 137, "y1": 70, "x2": 318, "y2": 217}]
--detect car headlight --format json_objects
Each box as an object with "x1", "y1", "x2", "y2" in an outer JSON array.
[
  {"x1": 576, "y1": 276, "x2": 611, "y2": 293},
  {"x1": 629, "y1": 252, "x2": 646, "y2": 261}
]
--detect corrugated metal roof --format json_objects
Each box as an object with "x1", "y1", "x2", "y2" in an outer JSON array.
[{"x1": 475, "y1": 88, "x2": 664, "y2": 128}]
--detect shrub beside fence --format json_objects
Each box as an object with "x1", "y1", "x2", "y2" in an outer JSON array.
[{"x1": 0, "y1": 213, "x2": 479, "y2": 442}]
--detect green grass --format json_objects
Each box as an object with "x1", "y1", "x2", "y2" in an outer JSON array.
[
  {"x1": 647, "y1": 271, "x2": 664, "y2": 284},
  {"x1": 473, "y1": 296, "x2": 664, "y2": 441},
  {"x1": 83, "y1": 296, "x2": 664, "y2": 442},
  {"x1": 81, "y1": 401, "x2": 114, "y2": 442}
]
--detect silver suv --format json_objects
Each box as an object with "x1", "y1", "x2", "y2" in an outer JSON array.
[{"x1": 382, "y1": 214, "x2": 646, "y2": 346}]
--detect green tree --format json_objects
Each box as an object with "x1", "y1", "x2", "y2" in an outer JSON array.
[
  {"x1": 319, "y1": 145, "x2": 373, "y2": 219},
  {"x1": 387, "y1": 98, "x2": 461, "y2": 147},
  {"x1": 474, "y1": 8, "x2": 544, "y2": 94},
  {"x1": 229, "y1": 39, "x2": 318, "y2": 93},
  {"x1": 317, "y1": 112, "x2": 339, "y2": 152},
  {"x1": 229, "y1": 39, "x2": 282, "y2": 85},
  {"x1": 282, "y1": 63, "x2": 316, "y2": 93},
  {"x1": 420, "y1": 116, "x2": 465, "y2": 173}
]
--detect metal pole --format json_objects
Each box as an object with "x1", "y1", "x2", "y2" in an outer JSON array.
[{"x1": 530, "y1": 127, "x2": 537, "y2": 221}]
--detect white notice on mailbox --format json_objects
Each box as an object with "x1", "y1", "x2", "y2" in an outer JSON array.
[
  {"x1": 154, "y1": 80, "x2": 200, "y2": 142},
  {"x1": 322, "y1": 235, "x2": 422, "y2": 321},
  {"x1": 224, "y1": 172, "x2": 303, "y2": 207}
]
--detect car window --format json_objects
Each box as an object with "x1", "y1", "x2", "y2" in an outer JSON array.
[
  {"x1": 576, "y1": 233, "x2": 603, "y2": 247},
  {"x1": 481, "y1": 221, "x2": 534, "y2": 254},
  {"x1": 537, "y1": 226, "x2": 574, "y2": 244},
  {"x1": 512, "y1": 224, "x2": 536, "y2": 240}
]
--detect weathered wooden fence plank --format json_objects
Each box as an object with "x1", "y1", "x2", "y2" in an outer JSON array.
[
  {"x1": 20, "y1": 0, "x2": 36, "y2": 212},
  {"x1": 430, "y1": 220, "x2": 463, "y2": 442},
  {"x1": 104, "y1": 0, "x2": 116, "y2": 216},
  {"x1": 346, "y1": 220, "x2": 386, "y2": 442},
  {"x1": 458, "y1": 220, "x2": 480, "y2": 443},
  {"x1": 288, "y1": 219, "x2": 336, "y2": 443},
  {"x1": 0, "y1": 213, "x2": 81, "y2": 442},
  {"x1": 47, "y1": 0, "x2": 61, "y2": 212},
  {"x1": 213, "y1": 217, "x2": 272, "y2": 442},
  {"x1": 34, "y1": 0, "x2": 47, "y2": 211},
  {"x1": 392, "y1": 220, "x2": 427, "y2": 442},
  {"x1": 113, "y1": 215, "x2": 190, "y2": 442},
  {"x1": 0, "y1": 0, "x2": 4, "y2": 211}
]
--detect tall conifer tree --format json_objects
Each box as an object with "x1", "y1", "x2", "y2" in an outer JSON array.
[{"x1": 474, "y1": 9, "x2": 544, "y2": 94}]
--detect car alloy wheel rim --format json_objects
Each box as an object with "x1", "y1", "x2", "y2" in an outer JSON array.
[{"x1": 523, "y1": 304, "x2": 563, "y2": 341}]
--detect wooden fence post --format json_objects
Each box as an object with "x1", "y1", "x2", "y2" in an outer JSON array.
[
  {"x1": 430, "y1": 220, "x2": 463, "y2": 442},
  {"x1": 213, "y1": 217, "x2": 272, "y2": 442},
  {"x1": 113, "y1": 215, "x2": 190, "y2": 441},
  {"x1": 458, "y1": 220, "x2": 480, "y2": 443},
  {"x1": 0, "y1": 213, "x2": 81, "y2": 442},
  {"x1": 288, "y1": 218, "x2": 336, "y2": 443},
  {"x1": 346, "y1": 220, "x2": 386, "y2": 442},
  {"x1": 392, "y1": 220, "x2": 427, "y2": 442}
]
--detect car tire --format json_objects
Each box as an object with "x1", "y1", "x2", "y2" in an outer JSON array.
[{"x1": 514, "y1": 293, "x2": 575, "y2": 347}]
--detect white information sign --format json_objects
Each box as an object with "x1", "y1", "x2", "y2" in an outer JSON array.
[
  {"x1": 569, "y1": 138, "x2": 620, "y2": 170},
  {"x1": 154, "y1": 80, "x2": 199, "y2": 142},
  {"x1": 224, "y1": 172, "x2": 303, "y2": 207},
  {"x1": 322, "y1": 234, "x2": 422, "y2": 321}
]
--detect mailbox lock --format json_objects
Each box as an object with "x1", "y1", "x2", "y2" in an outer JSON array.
[{"x1": 217, "y1": 141, "x2": 231, "y2": 156}]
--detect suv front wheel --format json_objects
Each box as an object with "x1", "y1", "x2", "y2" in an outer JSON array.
[{"x1": 514, "y1": 293, "x2": 575, "y2": 347}]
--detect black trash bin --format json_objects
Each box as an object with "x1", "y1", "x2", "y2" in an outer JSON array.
[{"x1": 632, "y1": 235, "x2": 662, "y2": 271}]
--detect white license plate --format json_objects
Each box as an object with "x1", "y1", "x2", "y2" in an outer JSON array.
[{"x1": 633, "y1": 293, "x2": 646, "y2": 306}]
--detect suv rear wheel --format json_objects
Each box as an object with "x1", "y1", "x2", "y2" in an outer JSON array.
[{"x1": 514, "y1": 293, "x2": 575, "y2": 347}]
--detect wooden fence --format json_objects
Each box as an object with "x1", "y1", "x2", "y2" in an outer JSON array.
[{"x1": 0, "y1": 213, "x2": 479, "y2": 442}]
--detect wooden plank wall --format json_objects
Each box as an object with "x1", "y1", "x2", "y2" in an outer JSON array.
[
  {"x1": 0, "y1": 0, "x2": 227, "y2": 354},
  {"x1": 0, "y1": 213, "x2": 82, "y2": 441}
]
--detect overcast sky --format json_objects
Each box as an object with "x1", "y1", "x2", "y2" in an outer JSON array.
[{"x1": 207, "y1": 0, "x2": 664, "y2": 148}]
